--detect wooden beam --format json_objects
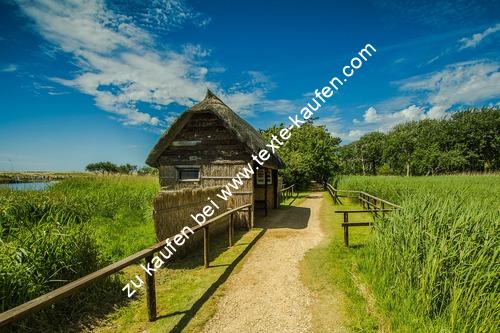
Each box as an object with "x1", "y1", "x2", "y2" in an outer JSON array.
[
  {"x1": 264, "y1": 168, "x2": 268, "y2": 216},
  {"x1": 341, "y1": 222, "x2": 373, "y2": 227},
  {"x1": 249, "y1": 204, "x2": 254, "y2": 229},
  {"x1": 228, "y1": 213, "x2": 233, "y2": 247},
  {"x1": 145, "y1": 255, "x2": 157, "y2": 322},
  {"x1": 334, "y1": 209, "x2": 396, "y2": 213},
  {"x1": 203, "y1": 226, "x2": 210, "y2": 268},
  {"x1": 343, "y1": 212, "x2": 349, "y2": 247}
]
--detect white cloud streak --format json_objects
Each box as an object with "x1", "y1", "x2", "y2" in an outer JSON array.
[
  {"x1": 0, "y1": 64, "x2": 18, "y2": 72},
  {"x1": 399, "y1": 60, "x2": 500, "y2": 116},
  {"x1": 459, "y1": 23, "x2": 500, "y2": 49}
]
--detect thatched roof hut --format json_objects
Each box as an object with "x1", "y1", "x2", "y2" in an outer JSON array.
[{"x1": 146, "y1": 90, "x2": 284, "y2": 215}]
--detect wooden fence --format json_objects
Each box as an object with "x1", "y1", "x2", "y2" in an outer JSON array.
[
  {"x1": 0, "y1": 203, "x2": 253, "y2": 328},
  {"x1": 280, "y1": 184, "x2": 295, "y2": 202},
  {"x1": 326, "y1": 183, "x2": 401, "y2": 246}
]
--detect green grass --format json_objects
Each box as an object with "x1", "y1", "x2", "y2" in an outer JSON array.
[
  {"x1": 337, "y1": 175, "x2": 500, "y2": 332},
  {"x1": 48, "y1": 175, "x2": 159, "y2": 259},
  {"x1": 0, "y1": 175, "x2": 159, "y2": 331},
  {"x1": 300, "y1": 192, "x2": 382, "y2": 332},
  {"x1": 94, "y1": 227, "x2": 264, "y2": 333},
  {"x1": 0, "y1": 175, "x2": 267, "y2": 332},
  {"x1": 280, "y1": 191, "x2": 310, "y2": 207}
]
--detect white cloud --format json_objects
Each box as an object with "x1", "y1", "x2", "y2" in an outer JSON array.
[
  {"x1": 0, "y1": 64, "x2": 18, "y2": 72},
  {"x1": 459, "y1": 23, "x2": 500, "y2": 49},
  {"x1": 347, "y1": 129, "x2": 366, "y2": 139},
  {"x1": 363, "y1": 107, "x2": 379, "y2": 123},
  {"x1": 182, "y1": 44, "x2": 211, "y2": 58},
  {"x1": 399, "y1": 60, "x2": 500, "y2": 113},
  {"x1": 346, "y1": 59, "x2": 500, "y2": 141},
  {"x1": 357, "y1": 105, "x2": 427, "y2": 133},
  {"x1": 16, "y1": 0, "x2": 281, "y2": 126}
]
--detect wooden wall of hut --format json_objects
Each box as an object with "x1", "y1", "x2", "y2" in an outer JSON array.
[
  {"x1": 157, "y1": 111, "x2": 251, "y2": 166},
  {"x1": 157, "y1": 111, "x2": 254, "y2": 228},
  {"x1": 152, "y1": 187, "x2": 228, "y2": 256},
  {"x1": 158, "y1": 163, "x2": 252, "y2": 228}
]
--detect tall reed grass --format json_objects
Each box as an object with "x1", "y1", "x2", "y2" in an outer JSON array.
[
  {"x1": 339, "y1": 175, "x2": 500, "y2": 332},
  {"x1": 0, "y1": 175, "x2": 159, "y2": 330}
]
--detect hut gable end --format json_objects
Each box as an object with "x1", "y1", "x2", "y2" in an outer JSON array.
[
  {"x1": 159, "y1": 111, "x2": 251, "y2": 165},
  {"x1": 146, "y1": 90, "x2": 285, "y2": 169}
]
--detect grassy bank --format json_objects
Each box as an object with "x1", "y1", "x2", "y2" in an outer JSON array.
[
  {"x1": 0, "y1": 175, "x2": 159, "y2": 331},
  {"x1": 300, "y1": 192, "x2": 382, "y2": 332},
  {"x1": 0, "y1": 171, "x2": 88, "y2": 183},
  {"x1": 94, "y1": 227, "x2": 264, "y2": 332},
  {"x1": 337, "y1": 175, "x2": 500, "y2": 332}
]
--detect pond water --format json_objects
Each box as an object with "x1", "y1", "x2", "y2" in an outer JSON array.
[{"x1": 0, "y1": 181, "x2": 57, "y2": 191}]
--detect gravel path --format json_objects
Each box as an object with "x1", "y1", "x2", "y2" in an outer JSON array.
[{"x1": 203, "y1": 193, "x2": 325, "y2": 333}]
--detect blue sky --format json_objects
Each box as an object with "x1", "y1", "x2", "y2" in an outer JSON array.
[{"x1": 0, "y1": 0, "x2": 499, "y2": 171}]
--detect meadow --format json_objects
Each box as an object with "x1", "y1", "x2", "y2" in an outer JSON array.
[
  {"x1": 337, "y1": 175, "x2": 500, "y2": 332},
  {"x1": 0, "y1": 175, "x2": 271, "y2": 332},
  {"x1": 0, "y1": 176, "x2": 159, "y2": 330},
  {"x1": 2, "y1": 174, "x2": 499, "y2": 332}
]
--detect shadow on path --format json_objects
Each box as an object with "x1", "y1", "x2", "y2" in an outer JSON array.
[
  {"x1": 163, "y1": 196, "x2": 313, "y2": 332},
  {"x1": 164, "y1": 228, "x2": 266, "y2": 333},
  {"x1": 256, "y1": 205, "x2": 311, "y2": 230}
]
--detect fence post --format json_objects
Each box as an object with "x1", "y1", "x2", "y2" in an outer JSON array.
[
  {"x1": 203, "y1": 226, "x2": 210, "y2": 268},
  {"x1": 343, "y1": 212, "x2": 349, "y2": 247},
  {"x1": 145, "y1": 255, "x2": 157, "y2": 321},
  {"x1": 229, "y1": 213, "x2": 233, "y2": 247},
  {"x1": 249, "y1": 204, "x2": 254, "y2": 229}
]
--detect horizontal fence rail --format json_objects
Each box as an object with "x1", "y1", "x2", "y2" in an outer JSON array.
[
  {"x1": 0, "y1": 203, "x2": 253, "y2": 328},
  {"x1": 326, "y1": 183, "x2": 401, "y2": 246}
]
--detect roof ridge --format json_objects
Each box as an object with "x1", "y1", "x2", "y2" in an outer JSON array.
[{"x1": 205, "y1": 89, "x2": 224, "y2": 102}]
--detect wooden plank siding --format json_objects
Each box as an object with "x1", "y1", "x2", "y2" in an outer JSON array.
[{"x1": 159, "y1": 112, "x2": 252, "y2": 165}]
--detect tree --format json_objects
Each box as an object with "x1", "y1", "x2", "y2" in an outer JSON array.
[
  {"x1": 85, "y1": 161, "x2": 119, "y2": 174},
  {"x1": 356, "y1": 132, "x2": 386, "y2": 175},
  {"x1": 117, "y1": 164, "x2": 138, "y2": 174},
  {"x1": 261, "y1": 121, "x2": 341, "y2": 188},
  {"x1": 339, "y1": 143, "x2": 363, "y2": 174},
  {"x1": 85, "y1": 161, "x2": 137, "y2": 174},
  {"x1": 138, "y1": 166, "x2": 158, "y2": 175}
]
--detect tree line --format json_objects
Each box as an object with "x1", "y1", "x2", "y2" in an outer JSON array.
[
  {"x1": 86, "y1": 107, "x2": 497, "y2": 184},
  {"x1": 261, "y1": 107, "x2": 498, "y2": 187},
  {"x1": 340, "y1": 107, "x2": 499, "y2": 176},
  {"x1": 85, "y1": 162, "x2": 157, "y2": 175}
]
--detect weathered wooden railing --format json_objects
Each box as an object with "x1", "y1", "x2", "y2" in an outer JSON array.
[
  {"x1": 0, "y1": 203, "x2": 253, "y2": 328},
  {"x1": 280, "y1": 184, "x2": 295, "y2": 202},
  {"x1": 326, "y1": 183, "x2": 400, "y2": 246}
]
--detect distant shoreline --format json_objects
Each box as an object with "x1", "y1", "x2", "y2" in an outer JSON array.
[{"x1": 0, "y1": 172, "x2": 85, "y2": 184}]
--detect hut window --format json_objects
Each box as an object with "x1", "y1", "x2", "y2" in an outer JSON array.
[
  {"x1": 176, "y1": 166, "x2": 200, "y2": 181},
  {"x1": 256, "y1": 169, "x2": 272, "y2": 185}
]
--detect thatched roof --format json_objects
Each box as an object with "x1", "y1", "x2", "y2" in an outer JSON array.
[{"x1": 146, "y1": 90, "x2": 285, "y2": 168}]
